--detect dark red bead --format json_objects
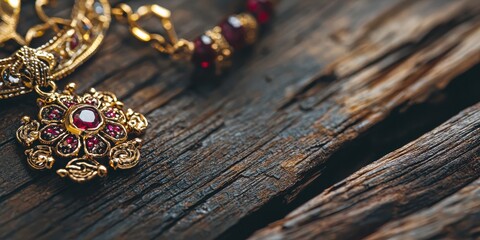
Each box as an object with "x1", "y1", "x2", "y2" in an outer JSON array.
[
  {"x1": 246, "y1": 0, "x2": 274, "y2": 25},
  {"x1": 220, "y1": 16, "x2": 246, "y2": 50},
  {"x1": 192, "y1": 35, "x2": 217, "y2": 70}
]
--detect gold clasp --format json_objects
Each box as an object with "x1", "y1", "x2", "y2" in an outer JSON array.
[{"x1": 112, "y1": 4, "x2": 193, "y2": 61}]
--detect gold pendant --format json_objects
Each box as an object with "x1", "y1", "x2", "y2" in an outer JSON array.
[{"x1": 16, "y1": 82, "x2": 148, "y2": 183}]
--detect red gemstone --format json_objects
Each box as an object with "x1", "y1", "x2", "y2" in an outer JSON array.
[
  {"x1": 72, "y1": 107, "x2": 102, "y2": 130},
  {"x1": 42, "y1": 106, "x2": 64, "y2": 121},
  {"x1": 46, "y1": 127, "x2": 60, "y2": 135},
  {"x1": 246, "y1": 0, "x2": 274, "y2": 25},
  {"x1": 86, "y1": 136, "x2": 99, "y2": 149},
  {"x1": 85, "y1": 135, "x2": 108, "y2": 155},
  {"x1": 41, "y1": 125, "x2": 64, "y2": 141},
  {"x1": 58, "y1": 134, "x2": 79, "y2": 154},
  {"x1": 105, "y1": 123, "x2": 125, "y2": 139},
  {"x1": 69, "y1": 34, "x2": 79, "y2": 50},
  {"x1": 104, "y1": 108, "x2": 118, "y2": 119},
  {"x1": 192, "y1": 35, "x2": 217, "y2": 69},
  {"x1": 220, "y1": 16, "x2": 246, "y2": 50},
  {"x1": 65, "y1": 135, "x2": 75, "y2": 144},
  {"x1": 49, "y1": 109, "x2": 61, "y2": 119}
]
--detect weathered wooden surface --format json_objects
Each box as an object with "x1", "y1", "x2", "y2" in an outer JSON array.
[
  {"x1": 0, "y1": 0, "x2": 479, "y2": 239},
  {"x1": 367, "y1": 177, "x2": 480, "y2": 240},
  {"x1": 250, "y1": 103, "x2": 480, "y2": 240}
]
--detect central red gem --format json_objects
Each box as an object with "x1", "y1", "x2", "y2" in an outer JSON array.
[{"x1": 72, "y1": 107, "x2": 102, "y2": 130}]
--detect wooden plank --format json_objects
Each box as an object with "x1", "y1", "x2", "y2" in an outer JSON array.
[
  {"x1": 366, "y1": 177, "x2": 480, "y2": 240},
  {"x1": 250, "y1": 103, "x2": 480, "y2": 240},
  {"x1": 0, "y1": 0, "x2": 479, "y2": 239}
]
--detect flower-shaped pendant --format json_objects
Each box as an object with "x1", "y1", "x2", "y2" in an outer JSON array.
[{"x1": 16, "y1": 83, "x2": 148, "y2": 183}]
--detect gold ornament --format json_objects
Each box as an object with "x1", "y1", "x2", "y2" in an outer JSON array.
[
  {"x1": 57, "y1": 158, "x2": 108, "y2": 183},
  {"x1": 0, "y1": 0, "x2": 111, "y2": 99},
  {"x1": 17, "y1": 83, "x2": 147, "y2": 183},
  {"x1": 3, "y1": 1, "x2": 148, "y2": 183}
]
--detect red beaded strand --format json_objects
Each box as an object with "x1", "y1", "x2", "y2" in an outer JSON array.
[
  {"x1": 247, "y1": 0, "x2": 275, "y2": 25},
  {"x1": 192, "y1": 0, "x2": 275, "y2": 72}
]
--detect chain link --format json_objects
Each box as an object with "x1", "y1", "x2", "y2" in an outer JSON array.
[
  {"x1": 0, "y1": 0, "x2": 71, "y2": 46},
  {"x1": 112, "y1": 4, "x2": 194, "y2": 61}
]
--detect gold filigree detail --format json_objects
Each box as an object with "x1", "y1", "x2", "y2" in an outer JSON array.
[
  {"x1": 25, "y1": 145, "x2": 55, "y2": 170},
  {"x1": 126, "y1": 109, "x2": 148, "y2": 134},
  {"x1": 17, "y1": 83, "x2": 147, "y2": 183},
  {"x1": 0, "y1": 0, "x2": 111, "y2": 100},
  {"x1": 57, "y1": 158, "x2": 107, "y2": 183},
  {"x1": 11, "y1": 46, "x2": 56, "y2": 87},
  {"x1": 109, "y1": 138, "x2": 143, "y2": 170},
  {"x1": 16, "y1": 116, "x2": 40, "y2": 146},
  {"x1": 94, "y1": 90, "x2": 119, "y2": 105}
]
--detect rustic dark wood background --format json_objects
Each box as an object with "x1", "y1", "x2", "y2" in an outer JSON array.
[{"x1": 1, "y1": 0, "x2": 479, "y2": 239}]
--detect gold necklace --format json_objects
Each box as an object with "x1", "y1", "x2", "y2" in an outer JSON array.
[{"x1": 2, "y1": 0, "x2": 148, "y2": 183}]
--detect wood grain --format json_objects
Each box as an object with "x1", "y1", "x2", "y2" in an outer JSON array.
[
  {"x1": 0, "y1": 0, "x2": 479, "y2": 239},
  {"x1": 250, "y1": 103, "x2": 480, "y2": 240},
  {"x1": 366, "y1": 177, "x2": 480, "y2": 240}
]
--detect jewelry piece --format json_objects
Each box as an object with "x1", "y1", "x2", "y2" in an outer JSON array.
[
  {"x1": 1, "y1": 0, "x2": 110, "y2": 99},
  {"x1": 3, "y1": 0, "x2": 148, "y2": 183},
  {"x1": 113, "y1": 0, "x2": 276, "y2": 75},
  {"x1": 19, "y1": 82, "x2": 147, "y2": 182}
]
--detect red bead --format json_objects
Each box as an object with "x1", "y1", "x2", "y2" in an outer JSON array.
[
  {"x1": 192, "y1": 35, "x2": 217, "y2": 70},
  {"x1": 220, "y1": 16, "x2": 246, "y2": 50},
  {"x1": 246, "y1": 0, "x2": 274, "y2": 25},
  {"x1": 69, "y1": 34, "x2": 79, "y2": 50},
  {"x1": 72, "y1": 107, "x2": 102, "y2": 130}
]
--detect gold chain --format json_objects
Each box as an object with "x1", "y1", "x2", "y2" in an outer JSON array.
[{"x1": 112, "y1": 4, "x2": 194, "y2": 61}]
